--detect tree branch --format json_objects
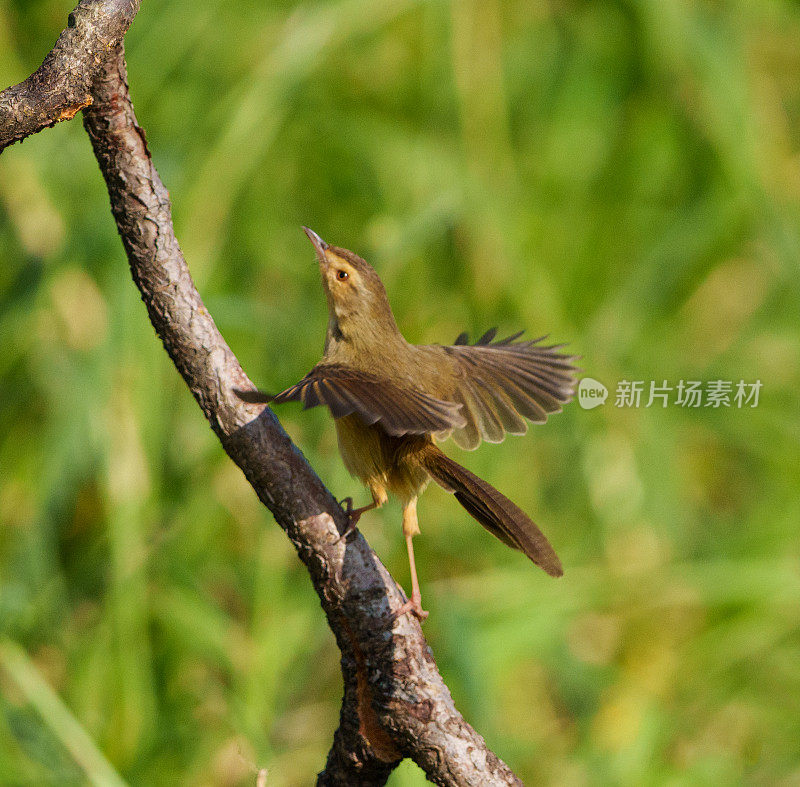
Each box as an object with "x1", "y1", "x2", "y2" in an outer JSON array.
[
  {"x1": 2, "y1": 4, "x2": 523, "y2": 784},
  {"x1": 0, "y1": 0, "x2": 140, "y2": 152}
]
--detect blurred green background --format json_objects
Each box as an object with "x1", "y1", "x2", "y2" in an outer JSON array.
[{"x1": 2, "y1": 0, "x2": 799, "y2": 784}]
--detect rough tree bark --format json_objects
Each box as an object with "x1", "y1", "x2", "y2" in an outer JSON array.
[
  {"x1": 0, "y1": 0, "x2": 140, "y2": 152},
  {"x1": 1, "y1": 4, "x2": 524, "y2": 785}
]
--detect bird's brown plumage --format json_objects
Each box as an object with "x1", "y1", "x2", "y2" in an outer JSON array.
[{"x1": 237, "y1": 228, "x2": 578, "y2": 617}]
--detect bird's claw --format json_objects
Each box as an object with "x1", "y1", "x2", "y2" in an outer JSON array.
[
  {"x1": 392, "y1": 593, "x2": 429, "y2": 622},
  {"x1": 337, "y1": 497, "x2": 360, "y2": 543}
]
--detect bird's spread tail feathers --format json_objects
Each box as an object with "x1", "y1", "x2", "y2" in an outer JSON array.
[{"x1": 418, "y1": 444, "x2": 563, "y2": 577}]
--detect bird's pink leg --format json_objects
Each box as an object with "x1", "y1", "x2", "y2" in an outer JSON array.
[{"x1": 393, "y1": 498, "x2": 428, "y2": 621}]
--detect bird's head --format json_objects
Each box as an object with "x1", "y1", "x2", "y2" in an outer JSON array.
[{"x1": 303, "y1": 226, "x2": 399, "y2": 348}]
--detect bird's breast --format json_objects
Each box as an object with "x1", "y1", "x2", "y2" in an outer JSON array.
[
  {"x1": 334, "y1": 415, "x2": 430, "y2": 504},
  {"x1": 335, "y1": 415, "x2": 390, "y2": 483}
]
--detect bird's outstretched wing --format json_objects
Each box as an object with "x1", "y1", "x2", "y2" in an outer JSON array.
[
  {"x1": 235, "y1": 364, "x2": 466, "y2": 437},
  {"x1": 434, "y1": 329, "x2": 579, "y2": 450}
]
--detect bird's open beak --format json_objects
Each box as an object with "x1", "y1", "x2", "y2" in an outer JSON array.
[{"x1": 303, "y1": 226, "x2": 329, "y2": 261}]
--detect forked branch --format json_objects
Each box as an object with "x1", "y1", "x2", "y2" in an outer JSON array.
[
  {"x1": 0, "y1": 0, "x2": 140, "y2": 151},
  {"x1": 1, "y1": 4, "x2": 522, "y2": 784}
]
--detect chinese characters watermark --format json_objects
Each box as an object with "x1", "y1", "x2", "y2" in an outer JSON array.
[{"x1": 578, "y1": 378, "x2": 761, "y2": 409}]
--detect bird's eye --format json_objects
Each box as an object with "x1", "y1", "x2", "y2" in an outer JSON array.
[{"x1": 336, "y1": 270, "x2": 349, "y2": 281}]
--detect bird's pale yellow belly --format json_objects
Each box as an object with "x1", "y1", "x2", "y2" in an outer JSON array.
[{"x1": 334, "y1": 415, "x2": 430, "y2": 506}]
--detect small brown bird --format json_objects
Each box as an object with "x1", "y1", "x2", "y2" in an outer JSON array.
[{"x1": 238, "y1": 228, "x2": 578, "y2": 619}]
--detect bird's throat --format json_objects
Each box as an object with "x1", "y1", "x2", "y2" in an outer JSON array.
[{"x1": 324, "y1": 312, "x2": 409, "y2": 369}]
